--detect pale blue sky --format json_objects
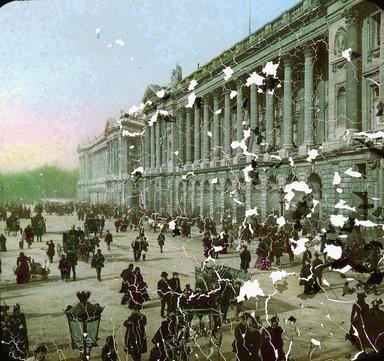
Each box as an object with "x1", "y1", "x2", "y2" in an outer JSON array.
[{"x1": 0, "y1": 0, "x2": 299, "y2": 173}]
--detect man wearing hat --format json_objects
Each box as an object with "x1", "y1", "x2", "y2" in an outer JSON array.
[
  {"x1": 311, "y1": 251, "x2": 324, "y2": 291},
  {"x1": 157, "y1": 271, "x2": 171, "y2": 318},
  {"x1": 168, "y1": 272, "x2": 182, "y2": 313}
]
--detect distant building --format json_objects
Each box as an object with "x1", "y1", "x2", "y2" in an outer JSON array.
[
  {"x1": 79, "y1": 0, "x2": 384, "y2": 236},
  {"x1": 77, "y1": 115, "x2": 144, "y2": 210}
]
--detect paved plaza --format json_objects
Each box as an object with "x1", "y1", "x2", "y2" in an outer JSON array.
[{"x1": 1, "y1": 215, "x2": 382, "y2": 361}]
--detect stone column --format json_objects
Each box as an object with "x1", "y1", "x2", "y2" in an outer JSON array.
[
  {"x1": 283, "y1": 58, "x2": 294, "y2": 149},
  {"x1": 231, "y1": 179, "x2": 238, "y2": 222},
  {"x1": 209, "y1": 183, "x2": 215, "y2": 218},
  {"x1": 191, "y1": 180, "x2": 196, "y2": 213},
  {"x1": 260, "y1": 176, "x2": 268, "y2": 221},
  {"x1": 200, "y1": 179, "x2": 205, "y2": 218},
  {"x1": 265, "y1": 91, "x2": 274, "y2": 148},
  {"x1": 186, "y1": 109, "x2": 192, "y2": 165},
  {"x1": 155, "y1": 121, "x2": 161, "y2": 168},
  {"x1": 224, "y1": 89, "x2": 231, "y2": 156},
  {"x1": 178, "y1": 109, "x2": 185, "y2": 164},
  {"x1": 194, "y1": 104, "x2": 201, "y2": 162},
  {"x1": 202, "y1": 96, "x2": 210, "y2": 162},
  {"x1": 303, "y1": 47, "x2": 315, "y2": 146},
  {"x1": 162, "y1": 122, "x2": 167, "y2": 169},
  {"x1": 213, "y1": 90, "x2": 220, "y2": 160},
  {"x1": 150, "y1": 124, "x2": 155, "y2": 169},
  {"x1": 250, "y1": 83, "x2": 260, "y2": 153},
  {"x1": 345, "y1": 8, "x2": 361, "y2": 132},
  {"x1": 236, "y1": 80, "x2": 243, "y2": 154}
]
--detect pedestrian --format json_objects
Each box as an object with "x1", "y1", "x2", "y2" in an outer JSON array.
[
  {"x1": 16, "y1": 252, "x2": 31, "y2": 284},
  {"x1": 219, "y1": 279, "x2": 234, "y2": 323},
  {"x1": 140, "y1": 236, "x2": 149, "y2": 261},
  {"x1": 132, "y1": 237, "x2": 142, "y2": 261},
  {"x1": 46, "y1": 240, "x2": 55, "y2": 263},
  {"x1": 157, "y1": 271, "x2": 171, "y2": 318},
  {"x1": 232, "y1": 313, "x2": 261, "y2": 361},
  {"x1": 240, "y1": 245, "x2": 251, "y2": 273},
  {"x1": 129, "y1": 266, "x2": 150, "y2": 309},
  {"x1": 67, "y1": 250, "x2": 78, "y2": 281},
  {"x1": 299, "y1": 260, "x2": 314, "y2": 295},
  {"x1": 24, "y1": 225, "x2": 34, "y2": 249},
  {"x1": 255, "y1": 239, "x2": 270, "y2": 270},
  {"x1": 91, "y1": 249, "x2": 105, "y2": 281},
  {"x1": 0, "y1": 233, "x2": 7, "y2": 252},
  {"x1": 157, "y1": 231, "x2": 165, "y2": 253},
  {"x1": 168, "y1": 272, "x2": 182, "y2": 313},
  {"x1": 302, "y1": 246, "x2": 312, "y2": 265},
  {"x1": 101, "y1": 335, "x2": 117, "y2": 361},
  {"x1": 16, "y1": 227, "x2": 24, "y2": 250},
  {"x1": 100, "y1": 215, "x2": 106, "y2": 237},
  {"x1": 58, "y1": 254, "x2": 71, "y2": 282},
  {"x1": 311, "y1": 251, "x2": 324, "y2": 292},
  {"x1": 104, "y1": 230, "x2": 113, "y2": 251},
  {"x1": 124, "y1": 306, "x2": 147, "y2": 361},
  {"x1": 260, "y1": 316, "x2": 285, "y2": 361}
]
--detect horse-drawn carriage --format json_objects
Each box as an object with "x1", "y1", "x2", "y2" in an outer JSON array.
[
  {"x1": 5, "y1": 214, "x2": 20, "y2": 236},
  {"x1": 84, "y1": 218, "x2": 101, "y2": 237},
  {"x1": 63, "y1": 230, "x2": 99, "y2": 263},
  {"x1": 163, "y1": 265, "x2": 249, "y2": 360},
  {"x1": 31, "y1": 214, "x2": 46, "y2": 241}
]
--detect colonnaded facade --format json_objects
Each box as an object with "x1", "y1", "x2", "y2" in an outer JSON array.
[
  {"x1": 77, "y1": 116, "x2": 144, "y2": 209},
  {"x1": 78, "y1": 0, "x2": 384, "y2": 230}
]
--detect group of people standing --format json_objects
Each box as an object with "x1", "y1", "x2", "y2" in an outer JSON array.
[{"x1": 233, "y1": 314, "x2": 285, "y2": 361}]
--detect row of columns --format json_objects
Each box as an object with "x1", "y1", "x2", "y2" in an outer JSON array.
[{"x1": 146, "y1": 48, "x2": 321, "y2": 168}]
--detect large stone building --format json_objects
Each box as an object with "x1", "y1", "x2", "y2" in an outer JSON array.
[
  {"x1": 79, "y1": 0, "x2": 384, "y2": 231},
  {"x1": 77, "y1": 116, "x2": 144, "y2": 209}
]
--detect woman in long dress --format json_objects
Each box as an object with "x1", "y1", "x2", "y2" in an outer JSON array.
[{"x1": 16, "y1": 252, "x2": 30, "y2": 284}]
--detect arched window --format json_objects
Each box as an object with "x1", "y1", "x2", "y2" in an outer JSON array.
[{"x1": 336, "y1": 87, "x2": 346, "y2": 127}]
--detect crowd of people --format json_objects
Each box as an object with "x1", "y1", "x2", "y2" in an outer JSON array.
[{"x1": 2, "y1": 203, "x2": 384, "y2": 360}]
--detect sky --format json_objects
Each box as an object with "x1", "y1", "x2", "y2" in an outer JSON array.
[{"x1": 0, "y1": 0, "x2": 300, "y2": 174}]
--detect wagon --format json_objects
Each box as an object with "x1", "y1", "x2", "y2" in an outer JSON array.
[
  {"x1": 5, "y1": 215, "x2": 20, "y2": 236},
  {"x1": 84, "y1": 218, "x2": 101, "y2": 237}
]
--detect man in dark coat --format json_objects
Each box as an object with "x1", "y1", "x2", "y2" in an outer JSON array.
[
  {"x1": 168, "y1": 272, "x2": 182, "y2": 313},
  {"x1": 124, "y1": 307, "x2": 147, "y2": 361},
  {"x1": 232, "y1": 313, "x2": 261, "y2": 361},
  {"x1": 120, "y1": 263, "x2": 134, "y2": 293},
  {"x1": 132, "y1": 237, "x2": 142, "y2": 261},
  {"x1": 260, "y1": 316, "x2": 285, "y2": 361},
  {"x1": 92, "y1": 249, "x2": 105, "y2": 281},
  {"x1": 240, "y1": 245, "x2": 251, "y2": 273},
  {"x1": 157, "y1": 231, "x2": 165, "y2": 253},
  {"x1": 46, "y1": 240, "x2": 55, "y2": 263},
  {"x1": 0, "y1": 234, "x2": 7, "y2": 252},
  {"x1": 157, "y1": 271, "x2": 171, "y2": 318},
  {"x1": 299, "y1": 260, "x2": 314, "y2": 295},
  {"x1": 104, "y1": 230, "x2": 113, "y2": 250},
  {"x1": 67, "y1": 250, "x2": 78, "y2": 281}
]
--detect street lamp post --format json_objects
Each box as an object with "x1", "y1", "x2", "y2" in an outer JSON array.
[{"x1": 64, "y1": 291, "x2": 104, "y2": 361}]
